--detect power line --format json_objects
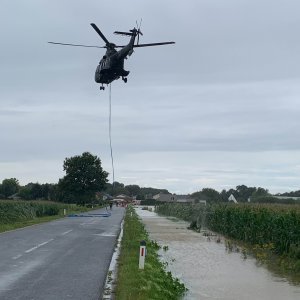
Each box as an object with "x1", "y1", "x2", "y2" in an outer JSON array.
[{"x1": 108, "y1": 84, "x2": 115, "y2": 193}]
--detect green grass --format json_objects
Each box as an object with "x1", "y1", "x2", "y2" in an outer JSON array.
[
  {"x1": 115, "y1": 206, "x2": 187, "y2": 300},
  {"x1": 0, "y1": 200, "x2": 102, "y2": 233},
  {"x1": 0, "y1": 214, "x2": 63, "y2": 233}
]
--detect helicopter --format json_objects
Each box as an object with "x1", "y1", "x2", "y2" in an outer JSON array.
[{"x1": 48, "y1": 23, "x2": 175, "y2": 90}]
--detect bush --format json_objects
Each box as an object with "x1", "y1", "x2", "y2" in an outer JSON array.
[
  {"x1": 140, "y1": 199, "x2": 157, "y2": 205},
  {"x1": 252, "y1": 196, "x2": 298, "y2": 205}
]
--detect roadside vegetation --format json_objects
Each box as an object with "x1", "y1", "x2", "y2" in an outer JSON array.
[
  {"x1": 156, "y1": 203, "x2": 300, "y2": 274},
  {"x1": 0, "y1": 200, "x2": 98, "y2": 233},
  {"x1": 115, "y1": 206, "x2": 187, "y2": 300}
]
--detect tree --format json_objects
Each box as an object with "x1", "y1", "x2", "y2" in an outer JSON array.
[
  {"x1": 105, "y1": 181, "x2": 128, "y2": 196},
  {"x1": 252, "y1": 187, "x2": 269, "y2": 198},
  {"x1": 220, "y1": 189, "x2": 228, "y2": 202},
  {"x1": 191, "y1": 191, "x2": 208, "y2": 201},
  {"x1": 0, "y1": 183, "x2": 3, "y2": 199},
  {"x1": 279, "y1": 190, "x2": 300, "y2": 197},
  {"x1": 201, "y1": 188, "x2": 221, "y2": 202},
  {"x1": 236, "y1": 185, "x2": 257, "y2": 202},
  {"x1": 192, "y1": 188, "x2": 221, "y2": 203},
  {"x1": 1, "y1": 178, "x2": 20, "y2": 198},
  {"x1": 125, "y1": 185, "x2": 141, "y2": 196},
  {"x1": 47, "y1": 184, "x2": 59, "y2": 201},
  {"x1": 18, "y1": 185, "x2": 32, "y2": 200},
  {"x1": 18, "y1": 183, "x2": 56, "y2": 200},
  {"x1": 58, "y1": 152, "x2": 108, "y2": 205}
]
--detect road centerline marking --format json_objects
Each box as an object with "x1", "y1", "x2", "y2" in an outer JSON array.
[
  {"x1": 25, "y1": 239, "x2": 54, "y2": 254},
  {"x1": 61, "y1": 230, "x2": 73, "y2": 236}
]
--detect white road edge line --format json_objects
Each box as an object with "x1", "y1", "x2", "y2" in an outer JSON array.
[
  {"x1": 61, "y1": 230, "x2": 73, "y2": 236},
  {"x1": 25, "y1": 239, "x2": 54, "y2": 253}
]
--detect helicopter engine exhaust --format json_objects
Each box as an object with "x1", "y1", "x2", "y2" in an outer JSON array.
[{"x1": 128, "y1": 49, "x2": 134, "y2": 56}]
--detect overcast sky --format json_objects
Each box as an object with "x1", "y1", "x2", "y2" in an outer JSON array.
[{"x1": 1, "y1": 0, "x2": 300, "y2": 194}]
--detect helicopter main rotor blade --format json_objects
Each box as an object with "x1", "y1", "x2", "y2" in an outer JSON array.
[
  {"x1": 133, "y1": 41, "x2": 175, "y2": 48},
  {"x1": 115, "y1": 42, "x2": 175, "y2": 48},
  {"x1": 90, "y1": 23, "x2": 110, "y2": 45},
  {"x1": 48, "y1": 42, "x2": 105, "y2": 48}
]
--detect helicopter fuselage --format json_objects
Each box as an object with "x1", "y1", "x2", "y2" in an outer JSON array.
[
  {"x1": 95, "y1": 54, "x2": 125, "y2": 84},
  {"x1": 95, "y1": 34, "x2": 135, "y2": 85}
]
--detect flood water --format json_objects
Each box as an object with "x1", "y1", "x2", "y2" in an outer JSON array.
[{"x1": 135, "y1": 207, "x2": 300, "y2": 300}]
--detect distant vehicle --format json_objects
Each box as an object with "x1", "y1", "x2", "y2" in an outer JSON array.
[{"x1": 48, "y1": 22, "x2": 175, "y2": 90}]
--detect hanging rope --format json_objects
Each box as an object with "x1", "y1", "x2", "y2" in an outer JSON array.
[{"x1": 108, "y1": 83, "x2": 115, "y2": 193}]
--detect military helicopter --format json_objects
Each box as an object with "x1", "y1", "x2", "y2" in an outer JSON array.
[{"x1": 48, "y1": 23, "x2": 175, "y2": 90}]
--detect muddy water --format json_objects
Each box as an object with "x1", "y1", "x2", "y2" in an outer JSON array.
[{"x1": 136, "y1": 207, "x2": 300, "y2": 300}]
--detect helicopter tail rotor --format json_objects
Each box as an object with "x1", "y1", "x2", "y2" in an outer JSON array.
[
  {"x1": 128, "y1": 28, "x2": 143, "y2": 45},
  {"x1": 135, "y1": 19, "x2": 143, "y2": 45},
  {"x1": 114, "y1": 20, "x2": 175, "y2": 49},
  {"x1": 134, "y1": 19, "x2": 143, "y2": 45},
  {"x1": 114, "y1": 19, "x2": 143, "y2": 45}
]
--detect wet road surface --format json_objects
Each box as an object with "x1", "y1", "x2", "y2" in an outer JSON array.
[{"x1": 0, "y1": 207, "x2": 124, "y2": 300}]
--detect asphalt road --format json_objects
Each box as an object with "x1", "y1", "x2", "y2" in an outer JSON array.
[{"x1": 0, "y1": 206, "x2": 125, "y2": 300}]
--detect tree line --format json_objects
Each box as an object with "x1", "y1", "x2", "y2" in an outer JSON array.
[
  {"x1": 0, "y1": 152, "x2": 168, "y2": 205},
  {"x1": 191, "y1": 185, "x2": 271, "y2": 203},
  {"x1": 1, "y1": 152, "x2": 299, "y2": 205}
]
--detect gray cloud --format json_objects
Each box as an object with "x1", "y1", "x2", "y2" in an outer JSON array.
[{"x1": 1, "y1": 0, "x2": 300, "y2": 193}]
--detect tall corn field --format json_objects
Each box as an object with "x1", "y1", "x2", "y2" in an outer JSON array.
[
  {"x1": 208, "y1": 204, "x2": 300, "y2": 256},
  {"x1": 156, "y1": 203, "x2": 300, "y2": 258},
  {"x1": 0, "y1": 201, "x2": 63, "y2": 224}
]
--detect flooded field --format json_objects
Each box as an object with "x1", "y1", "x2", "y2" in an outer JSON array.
[{"x1": 136, "y1": 207, "x2": 300, "y2": 300}]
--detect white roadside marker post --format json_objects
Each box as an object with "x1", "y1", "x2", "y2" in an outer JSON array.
[
  {"x1": 63, "y1": 209, "x2": 66, "y2": 216},
  {"x1": 139, "y1": 240, "x2": 146, "y2": 269}
]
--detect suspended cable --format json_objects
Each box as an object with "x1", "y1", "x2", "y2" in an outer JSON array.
[{"x1": 108, "y1": 84, "x2": 115, "y2": 193}]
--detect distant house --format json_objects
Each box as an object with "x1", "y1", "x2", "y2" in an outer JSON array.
[
  {"x1": 176, "y1": 195, "x2": 196, "y2": 204},
  {"x1": 153, "y1": 193, "x2": 195, "y2": 204},
  {"x1": 145, "y1": 194, "x2": 153, "y2": 200},
  {"x1": 153, "y1": 193, "x2": 175, "y2": 202},
  {"x1": 199, "y1": 200, "x2": 207, "y2": 205},
  {"x1": 114, "y1": 194, "x2": 134, "y2": 204},
  {"x1": 8, "y1": 193, "x2": 21, "y2": 200},
  {"x1": 228, "y1": 194, "x2": 238, "y2": 204},
  {"x1": 95, "y1": 192, "x2": 113, "y2": 201},
  {"x1": 132, "y1": 199, "x2": 141, "y2": 205}
]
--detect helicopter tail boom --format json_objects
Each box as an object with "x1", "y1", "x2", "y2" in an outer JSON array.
[{"x1": 114, "y1": 31, "x2": 134, "y2": 36}]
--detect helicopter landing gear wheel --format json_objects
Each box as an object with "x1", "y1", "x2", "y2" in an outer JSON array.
[
  {"x1": 122, "y1": 77, "x2": 128, "y2": 83},
  {"x1": 100, "y1": 86, "x2": 105, "y2": 90}
]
